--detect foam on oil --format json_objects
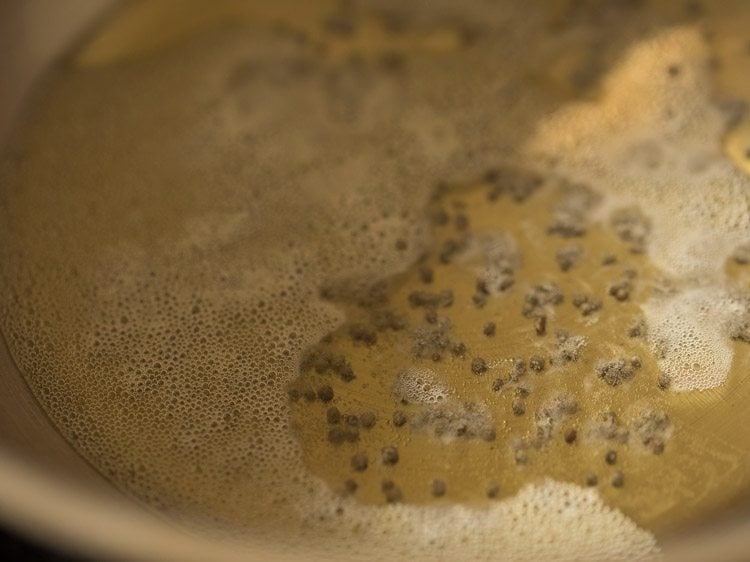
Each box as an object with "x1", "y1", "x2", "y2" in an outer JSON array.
[{"x1": 1, "y1": 1, "x2": 749, "y2": 560}]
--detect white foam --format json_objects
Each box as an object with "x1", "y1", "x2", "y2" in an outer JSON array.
[
  {"x1": 393, "y1": 368, "x2": 450, "y2": 404},
  {"x1": 643, "y1": 286, "x2": 745, "y2": 391},
  {"x1": 527, "y1": 26, "x2": 750, "y2": 391},
  {"x1": 295, "y1": 477, "x2": 658, "y2": 561},
  {"x1": 0, "y1": 6, "x2": 712, "y2": 560}
]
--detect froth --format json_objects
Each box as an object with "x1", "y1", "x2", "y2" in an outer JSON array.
[
  {"x1": 5, "y1": 2, "x2": 745, "y2": 560},
  {"x1": 393, "y1": 368, "x2": 450, "y2": 404},
  {"x1": 528, "y1": 27, "x2": 750, "y2": 391},
  {"x1": 643, "y1": 287, "x2": 745, "y2": 391},
  {"x1": 293, "y1": 478, "x2": 658, "y2": 560}
]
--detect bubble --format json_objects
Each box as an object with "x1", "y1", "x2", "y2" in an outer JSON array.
[
  {"x1": 393, "y1": 368, "x2": 450, "y2": 404},
  {"x1": 643, "y1": 287, "x2": 744, "y2": 391}
]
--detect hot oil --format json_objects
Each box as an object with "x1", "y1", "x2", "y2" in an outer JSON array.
[
  {"x1": 1, "y1": 0, "x2": 749, "y2": 559},
  {"x1": 290, "y1": 177, "x2": 750, "y2": 534}
]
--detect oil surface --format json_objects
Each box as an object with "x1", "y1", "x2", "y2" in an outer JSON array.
[
  {"x1": 1, "y1": 0, "x2": 749, "y2": 560},
  {"x1": 291, "y1": 177, "x2": 750, "y2": 534}
]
